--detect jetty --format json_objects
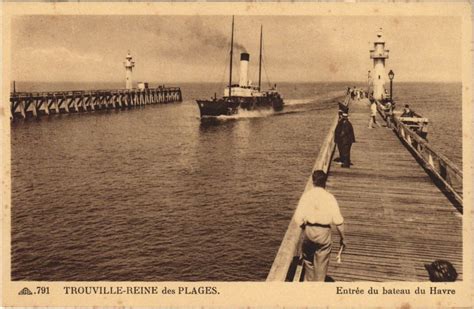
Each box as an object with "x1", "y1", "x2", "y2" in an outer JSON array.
[
  {"x1": 10, "y1": 52, "x2": 183, "y2": 120},
  {"x1": 9, "y1": 86, "x2": 183, "y2": 120},
  {"x1": 267, "y1": 98, "x2": 463, "y2": 282}
]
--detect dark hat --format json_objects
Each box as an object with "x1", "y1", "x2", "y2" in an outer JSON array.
[
  {"x1": 312, "y1": 170, "x2": 327, "y2": 187},
  {"x1": 424, "y1": 260, "x2": 458, "y2": 282}
]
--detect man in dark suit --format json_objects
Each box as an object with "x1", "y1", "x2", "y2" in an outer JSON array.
[{"x1": 334, "y1": 113, "x2": 356, "y2": 168}]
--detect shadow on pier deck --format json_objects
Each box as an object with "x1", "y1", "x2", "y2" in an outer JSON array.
[{"x1": 268, "y1": 99, "x2": 462, "y2": 282}]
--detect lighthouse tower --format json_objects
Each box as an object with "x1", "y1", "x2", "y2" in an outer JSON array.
[
  {"x1": 124, "y1": 51, "x2": 135, "y2": 89},
  {"x1": 370, "y1": 28, "x2": 389, "y2": 100}
]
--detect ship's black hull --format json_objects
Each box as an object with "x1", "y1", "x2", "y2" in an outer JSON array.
[{"x1": 196, "y1": 95, "x2": 284, "y2": 118}]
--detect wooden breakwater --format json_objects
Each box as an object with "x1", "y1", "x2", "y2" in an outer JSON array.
[
  {"x1": 267, "y1": 99, "x2": 463, "y2": 282},
  {"x1": 10, "y1": 86, "x2": 182, "y2": 119}
]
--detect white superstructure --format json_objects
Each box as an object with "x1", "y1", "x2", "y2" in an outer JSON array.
[
  {"x1": 224, "y1": 52, "x2": 264, "y2": 97},
  {"x1": 370, "y1": 29, "x2": 390, "y2": 101}
]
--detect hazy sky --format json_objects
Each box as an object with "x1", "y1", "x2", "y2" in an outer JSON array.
[{"x1": 11, "y1": 15, "x2": 461, "y2": 83}]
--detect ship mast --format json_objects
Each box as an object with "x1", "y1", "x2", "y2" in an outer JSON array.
[
  {"x1": 228, "y1": 16, "x2": 234, "y2": 99},
  {"x1": 258, "y1": 25, "x2": 263, "y2": 91}
]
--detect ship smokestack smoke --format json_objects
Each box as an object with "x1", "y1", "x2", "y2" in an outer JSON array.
[
  {"x1": 186, "y1": 19, "x2": 246, "y2": 51},
  {"x1": 239, "y1": 52, "x2": 250, "y2": 87}
]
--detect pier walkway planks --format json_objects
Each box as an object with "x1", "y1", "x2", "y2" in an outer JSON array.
[{"x1": 326, "y1": 100, "x2": 462, "y2": 282}]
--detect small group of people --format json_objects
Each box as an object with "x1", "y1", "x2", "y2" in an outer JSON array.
[
  {"x1": 369, "y1": 97, "x2": 414, "y2": 130},
  {"x1": 347, "y1": 86, "x2": 365, "y2": 100},
  {"x1": 339, "y1": 87, "x2": 370, "y2": 116}
]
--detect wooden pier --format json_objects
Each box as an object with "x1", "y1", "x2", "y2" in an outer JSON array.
[
  {"x1": 10, "y1": 86, "x2": 183, "y2": 119},
  {"x1": 267, "y1": 98, "x2": 463, "y2": 282}
]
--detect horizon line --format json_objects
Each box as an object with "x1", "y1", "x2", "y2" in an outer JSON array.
[{"x1": 10, "y1": 80, "x2": 462, "y2": 84}]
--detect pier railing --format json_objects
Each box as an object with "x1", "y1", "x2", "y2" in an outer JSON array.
[
  {"x1": 266, "y1": 114, "x2": 339, "y2": 282},
  {"x1": 392, "y1": 116, "x2": 463, "y2": 209},
  {"x1": 10, "y1": 87, "x2": 183, "y2": 119},
  {"x1": 376, "y1": 103, "x2": 463, "y2": 210}
]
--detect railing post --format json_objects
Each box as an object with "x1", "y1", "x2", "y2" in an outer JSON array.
[{"x1": 428, "y1": 153, "x2": 434, "y2": 168}]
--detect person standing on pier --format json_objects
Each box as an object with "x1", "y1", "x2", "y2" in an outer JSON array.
[
  {"x1": 361, "y1": 92, "x2": 371, "y2": 106},
  {"x1": 294, "y1": 170, "x2": 346, "y2": 281},
  {"x1": 384, "y1": 100, "x2": 394, "y2": 128},
  {"x1": 335, "y1": 113, "x2": 356, "y2": 168},
  {"x1": 338, "y1": 95, "x2": 350, "y2": 117},
  {"x1": 368, "y1": 100, "x2": 379, "y2": 128}
]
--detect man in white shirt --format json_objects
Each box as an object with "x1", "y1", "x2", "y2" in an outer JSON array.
[{"x1": 294, "y1": 170, "x2": 346, "y2": 281}]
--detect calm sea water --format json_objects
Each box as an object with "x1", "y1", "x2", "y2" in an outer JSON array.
[
  {"x1": 10, "y1": 82, "x2": 461, "y2": 281},
  {"x1": 392, "y1": 82, "x2": 462, "y2": 166}
]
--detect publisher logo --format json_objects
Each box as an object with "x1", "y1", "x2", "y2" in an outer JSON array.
[{"x1": 18, "y1": 287, "x2": 33, "y2": 295}]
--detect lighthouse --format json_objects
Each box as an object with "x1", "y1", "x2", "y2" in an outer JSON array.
[
  {"x1": 124, "y1": 51, "x2": 135, "y2": 90},
  {"x1": 370, "y1": 28, "x2": 389, "y2": 101}
]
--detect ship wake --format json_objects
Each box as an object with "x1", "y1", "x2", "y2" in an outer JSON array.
[
  {"x1": 284, "y1": 90, "x2": 346, "y2": 106},
  {"x1": 198, "y1": 90, "x2": 346, "y2": 122},
  {"x1": 215, "y1": 109, "x2": 276, "y2": 120}
]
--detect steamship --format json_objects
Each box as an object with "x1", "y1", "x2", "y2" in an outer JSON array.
[{"x1": 196, "y1": 17, "x2": 284, "y2": 118}]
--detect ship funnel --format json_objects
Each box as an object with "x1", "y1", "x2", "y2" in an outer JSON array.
[{"x1": 239, "y1": 52, "x2": 250, "y2": 87}]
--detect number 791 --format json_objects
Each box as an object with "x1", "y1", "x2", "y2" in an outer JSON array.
[{"x1": 36, "y1": 287, "x2": 50, "y2": 294}]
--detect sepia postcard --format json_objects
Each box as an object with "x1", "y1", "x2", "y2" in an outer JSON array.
[{"x1": 1, "y1": 1, "x2": 473, "y2": 307}]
